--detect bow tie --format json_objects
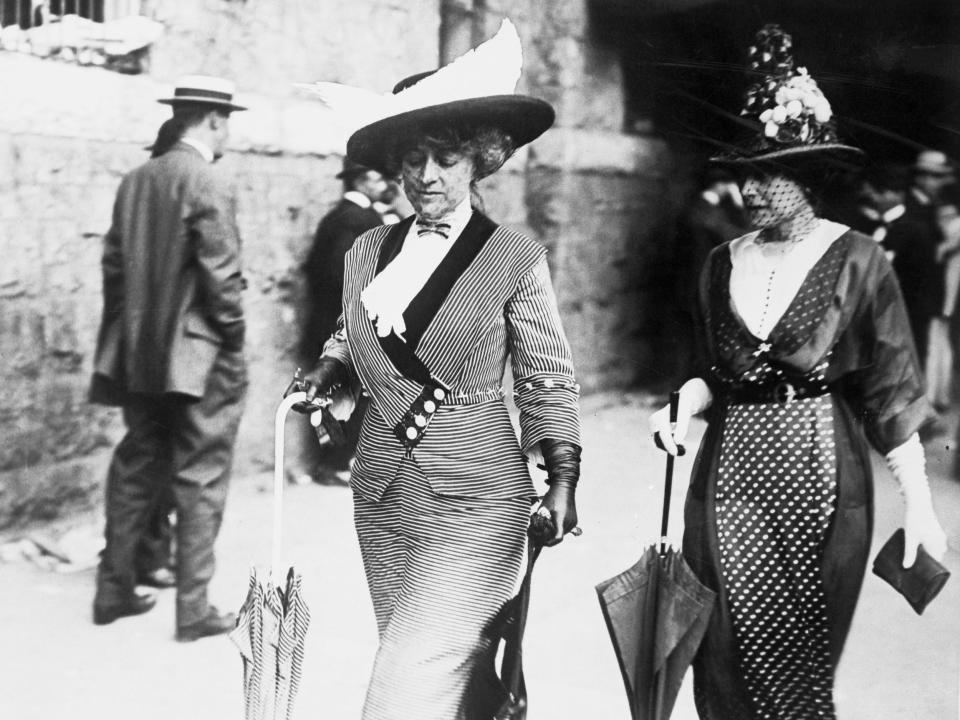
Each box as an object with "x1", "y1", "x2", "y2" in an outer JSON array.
[{"x1": 415, "y1": 220, "x2": 452, "y2": 239}]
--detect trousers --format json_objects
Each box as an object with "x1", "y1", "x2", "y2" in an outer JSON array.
[{"x1": 94, "y1": 373, "x2": 246, "y2": 628}]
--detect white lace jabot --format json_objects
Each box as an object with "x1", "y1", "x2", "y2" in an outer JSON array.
[{"x1": 360, "y1": 196, "x2": 473, "y2": 340}]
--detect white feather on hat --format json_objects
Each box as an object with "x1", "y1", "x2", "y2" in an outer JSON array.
[{"x1": 298, "y1": 19, "x2": 522, "y2": 137}]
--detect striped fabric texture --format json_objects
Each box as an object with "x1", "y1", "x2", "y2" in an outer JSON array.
[
  {"x1": 318, "y1": 214, "x2": 582, "y2": 718},
  {"x1": 231, "y1": 568, "x2": 311, "y2": 720},
  {"x1": 353, "y1": 460, "x2": 530, "y2": 720},
  {"x1": 273, "y1": 570, "x2": 311, "y2": 720},
  {"x1": 323, "y1": 217, "x2": 581, "y2": 502}
]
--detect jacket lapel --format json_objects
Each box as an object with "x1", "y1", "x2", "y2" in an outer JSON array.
[
  {"x1": 417, "y1": 221, "x2": 544, "y2": 384},
  {"x1": 363, "y1": 212, "x2": 499, "y2": 388},
  {"x1": 344, "y1": 224, "x2": 423, "y2": 426},
  {"x1": 401, "y1": 212, "x2": 496, "y2": 349},
  {"x1": 344, "y1": 216, "x2": 544, "y2": 425}
]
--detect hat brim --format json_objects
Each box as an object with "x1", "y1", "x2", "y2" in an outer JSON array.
[
  {"x1": 711, "y1": 142, "x2": 865, "y2": 168},
  {"x1": 914, "y1": 166, "x2": 955, "y2": 176},
  {"x1": 346, "y1": 95, "x2": 555, "y2": 173},
  {"x1": 335, "y1": 169, "x2": 375, "y2": 179},
  {"x1": 157, "y1": 96, "x2": 247, "y2": 112}
]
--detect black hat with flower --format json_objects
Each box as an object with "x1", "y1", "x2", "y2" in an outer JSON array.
[{"x1": 713, "y1": 24, "x2": 864, "y2": 167}]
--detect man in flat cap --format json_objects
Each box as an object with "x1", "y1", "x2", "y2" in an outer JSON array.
[{"x1": 90, "y1": 75, "x2": 248, "y2": 641}]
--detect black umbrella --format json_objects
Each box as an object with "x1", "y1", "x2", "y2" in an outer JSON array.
[
  {"x1": 596, "y1": 391, "x2": 716, "y2": 720},
  {"x1": 467, "y1": 519, "x2": 553, "y2": 720}
]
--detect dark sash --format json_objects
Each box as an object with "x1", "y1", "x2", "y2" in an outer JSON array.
[{"x1": 373, "y1": 211, "x2": 497, "y2": 385}]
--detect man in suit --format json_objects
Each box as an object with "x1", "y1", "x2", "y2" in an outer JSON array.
[
  {"x1": 294, "y1": 158, "x2": 388, "y2": 485},
  {"x1": 886, "y1": 149, "x2": 956, "y2": 367},
  {"x1": 841, "y1": 163, "x2": 909, "y2": 253},
  {"x1": 90, "y1": 76, "x2": 248, "y2": 641}
]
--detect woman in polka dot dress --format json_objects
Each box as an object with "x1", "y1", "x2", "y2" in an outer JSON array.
[{"x1": 649, "y1": 25, "x2": 948, "y2": 720}]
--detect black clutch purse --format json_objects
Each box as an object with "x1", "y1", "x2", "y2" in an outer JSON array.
[{"x1": 871, "y1": 528, "x2": 950, "y2": 615}]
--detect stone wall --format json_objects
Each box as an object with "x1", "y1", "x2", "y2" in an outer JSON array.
[
  {"x1": 494, "y1": 0, "x2": 684, "y2": 388},
  {"x1": 0, "y1": 0, "x2": 682, "y2": 531}
]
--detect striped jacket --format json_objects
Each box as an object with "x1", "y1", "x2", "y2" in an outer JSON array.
[{"x1": 322, "y1": 213, "x2": 581, "y2": 501}]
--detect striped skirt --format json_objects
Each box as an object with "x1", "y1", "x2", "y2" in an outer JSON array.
[{"x1": 354, "y1": 457, "x2": 530, "y2": 720}]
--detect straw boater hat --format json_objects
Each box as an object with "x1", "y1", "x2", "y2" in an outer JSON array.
[
  {"x1": 713, "y1": 25, "x2": 863, "y2": 168},
  {"x1": 914, "y1": 149, "x2": 955, "y2": 177},
  {"x1": 302, "y1": 19, "x2": 554, "y2": 174},
  {"x1": 158, "y1": 75, "x2": 247, "y2": 112}
]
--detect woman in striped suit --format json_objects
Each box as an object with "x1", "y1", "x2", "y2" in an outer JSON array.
[{"x1": 294, "y1": 21, "x2": 582, "y2": 720}]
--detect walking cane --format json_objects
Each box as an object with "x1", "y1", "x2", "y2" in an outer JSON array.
[{"x1": 659, "y1": 390, "x2": 685, "y2": 556}]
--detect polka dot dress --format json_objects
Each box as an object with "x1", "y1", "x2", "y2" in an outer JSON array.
[
  {"x1": 717, "y1": 365, "x2": 837, "y2": 719},
  {"x1": 708, "y1": 237, "x2": 846, "y2": 719}
]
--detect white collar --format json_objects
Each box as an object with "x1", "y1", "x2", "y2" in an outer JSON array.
[
  {"x1": 911, "y1": 187, "x2": 933, "y2": 206},
  {"x1": 343, "y1": 190, "x2": 373, "y2": 209},
  {"x1": 414, "y1": 196, "x2": 473, "y2": 236},
  {"x1": 859, "y1": 203, "x2": 906, "y2": 224},
  {"x1": 882, "y1": 203, "x2": 906, "y2": 224},
  {"x1": 179, "y1": 137, "x2": 215, "y2": 164},
  {"x1": 734, "y1": 218, "x2": 848, "y2": 253},
  {"x1": 701, "y1": 189, "x2": 721, "y2": 206},
  {"x1": 360, "y1": 197, "x2": 474, "y2": 341}
]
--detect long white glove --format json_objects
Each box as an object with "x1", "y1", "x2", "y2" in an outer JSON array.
[
  {"x1": 885, "y1": 433, "x2": 948, "y2": 568},
  {"x1": 648, "y1": 378, "x2": 713, "y2": 456}
]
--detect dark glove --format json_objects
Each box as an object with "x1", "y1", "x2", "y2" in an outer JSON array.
[
  {"x1": 533, "y1": 439, "x2": 581, "y2": 547},
  {"x1": 284, "y1": 357, "x2": 348, "y2": 414}
]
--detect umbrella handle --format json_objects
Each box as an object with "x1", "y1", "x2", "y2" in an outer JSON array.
[
  {"x1": 659, "y1": 390, "x2": 680, "y2": 556},
  {"x1": 273, "y1": 392, "x2": 308, "y2": 584}
]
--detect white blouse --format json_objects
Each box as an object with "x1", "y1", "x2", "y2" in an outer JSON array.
[
  {"x1": 360, "y1": 196, "x2": 472, "y2": 340},
  {"x1": 728, "y1": 219, "x2": 849, "y2": 340}
]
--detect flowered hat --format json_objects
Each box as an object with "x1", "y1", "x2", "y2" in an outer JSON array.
[{"x1": 713, "y1": 25, "x2": 863, "y2": 166}]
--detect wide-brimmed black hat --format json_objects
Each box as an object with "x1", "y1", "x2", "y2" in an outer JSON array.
[
  {"x1": 346, "y1": 69, "x2": 554, "y2": 173},
  {"x1": 712, "y1": 25, "x2": 863, "y2": 169}
]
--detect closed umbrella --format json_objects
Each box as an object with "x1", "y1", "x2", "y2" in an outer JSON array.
[
  {"x1": 468, "y1": 529, "x2": 548, "y2": 720},
  {"x1": 595, "y1": 392, "x2": 716, "y2": 720},
  {"x1": 230, "y1": 391, "x2": 313, "y2": 720}
]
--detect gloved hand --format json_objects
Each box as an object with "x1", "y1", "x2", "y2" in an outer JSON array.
[
  {"x1": 284, "y1": 357, "x2": 348, "y2": 414},
  {"x1": 904, "y1": 500, "x2": 948, "y2": 569},
  {"x1": 648, "y1": 378, "x2": 713, "y2": 456},
  {"x1": 887, "y1": 433, "x2": 948, "y2": 568},
  {"x1": 535, "y1": 439, "x2": 581, "y2": 547}
]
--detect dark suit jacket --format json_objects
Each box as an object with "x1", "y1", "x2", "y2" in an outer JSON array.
[
  {"x1": 301, "y1": 198, "x2": 383, "y2": 358},
  {"x1": 90, "y1": 142, "x2": 246, "y2": 404},
  {"x1": 885, "y1": 191, "x2": 945, "y2": 352}
]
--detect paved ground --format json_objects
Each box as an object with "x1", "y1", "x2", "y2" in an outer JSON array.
[{"x1": 2, "y1": 392, "x2": 959, "y2": 720}]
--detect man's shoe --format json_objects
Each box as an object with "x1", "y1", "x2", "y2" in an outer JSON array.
[
  {"x1": 93, "y1": 594, "x2": 157, "y2": 625},
  {"x1": 176, "y1": 607, "x2": 237, "y2": 642},
  {"x1": 138, "y1": 567, "x2": 176, "y2": 589}
]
